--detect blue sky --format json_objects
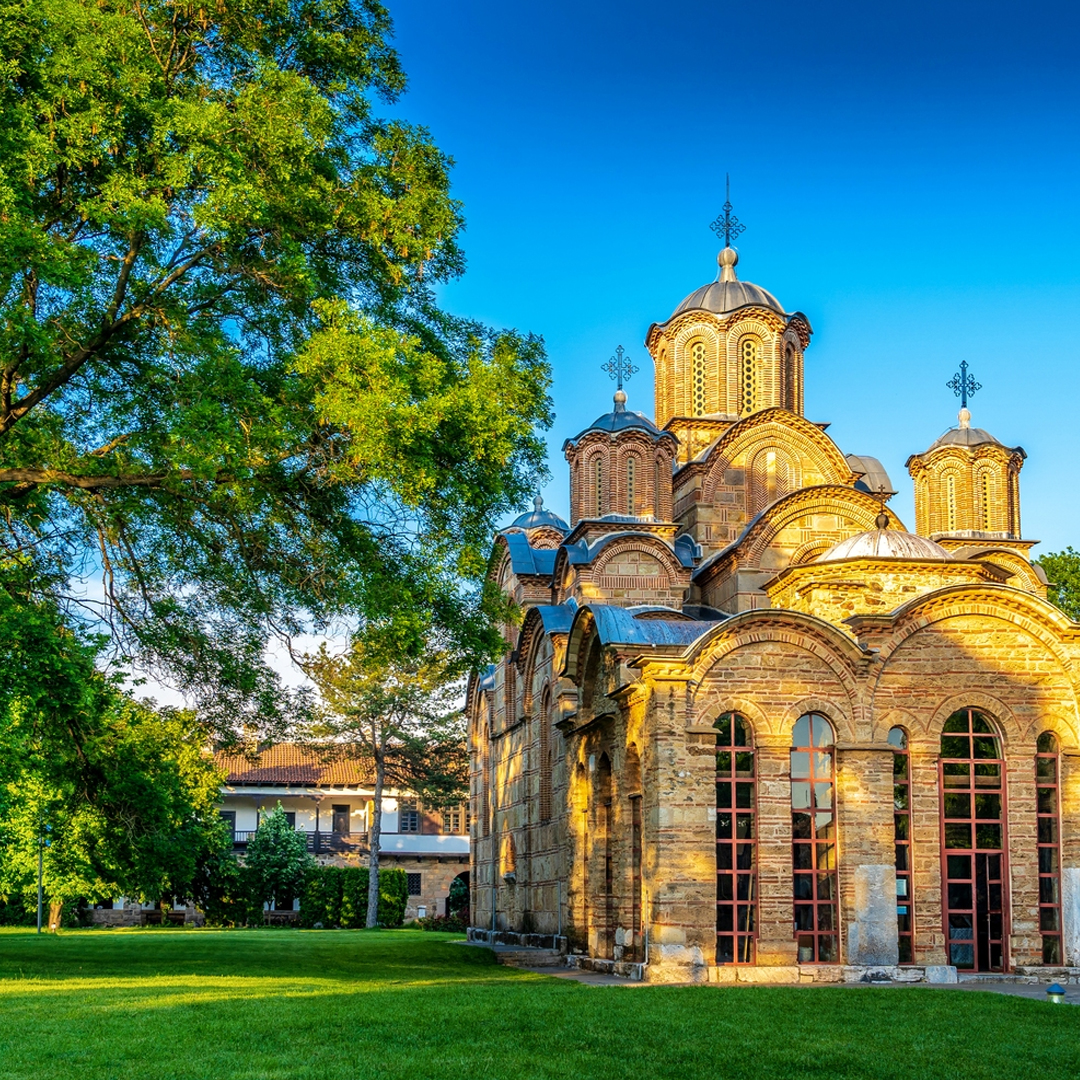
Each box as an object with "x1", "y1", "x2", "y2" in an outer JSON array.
[{"x1": 388, "y1": 1, "x2": 1080, "y2": 552}]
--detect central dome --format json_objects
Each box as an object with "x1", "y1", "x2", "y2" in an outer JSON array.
[
  {"x1": 671, "y1": 246, "x2": 786, "y2": 319},
  {"x1": 818, "y1": 529, "x2": 949, "y2": 562},
  {"x1": 672, "y1": 278, "x2": 787, "y2": 319}
]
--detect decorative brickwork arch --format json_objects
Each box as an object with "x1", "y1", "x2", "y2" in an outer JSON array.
[
  {"x1": 947, "y1": 546, "x2": 1046, "y2": 596},
  {"x1": 733, "y1": 484, "x2": 902, "y2": 570},
  {"x1": 591, "y1": 535, "x2": 685, "y2": 585},
  {"x1": 777, "y1": 697, "x2": 854, "y2": 745},
  {"x1": 690, "y1": 696, "x2": 770, "y2": 734},
  {"x1": 684, "y1": 613, "x2": 866, "y2": 740},
  {"x1": 700, "y1": 410, "x2": 857, "y2": 504},
  {"x1": 872, "y1": 587, "x2": 1079, "y2": 694},
  {"x1": 789, "y1": 538, "x2": 836, "y2": 566}
]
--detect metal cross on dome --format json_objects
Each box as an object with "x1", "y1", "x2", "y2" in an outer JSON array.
[
  {"x1": 947, "y1": 360, "x2": 982, "y2": 409},
  {"x1": 602, "y1": 345, "x2": 638, "y2": 391},
  {"x1": 710, "y1": 174, "x2": 745, "y2": 248}
]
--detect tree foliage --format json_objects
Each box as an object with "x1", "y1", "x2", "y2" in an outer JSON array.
[
  {"x1": 243, "y1": 804, "x2": 314, "y2": 912},
  {"x1": 0, "y1": 593, "x2": 228, "y2": 916},
  {"x1": 1035, "y1": 548, "x2": 1080, "y2": 621},
  {"x1": 0, "y1": 0, "x2": 551, "y2": 732},
  {"x1": 303, "y1": 634, "x2": 466, "y2": 927}
]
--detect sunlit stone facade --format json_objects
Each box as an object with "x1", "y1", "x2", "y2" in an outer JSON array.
[{"x1": 467, "y1": 238, "x2": 1080, "y2": 984}]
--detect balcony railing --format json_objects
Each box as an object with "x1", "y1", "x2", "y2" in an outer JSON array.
[{"x1": 231, "y1": 829, "x2": 369, "y2": 854}]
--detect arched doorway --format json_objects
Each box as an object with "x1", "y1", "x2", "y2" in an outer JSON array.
[{"x1": 939, "y1": 708, "x2": 1008, "y2": 972}]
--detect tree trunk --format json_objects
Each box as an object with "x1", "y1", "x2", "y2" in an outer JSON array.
[
  {"x1": 366, "y1": 757, "x2": 384, "y2": 928},
  {"x1": 48, "y1": 901, "x2": 64, "y2": 930}
]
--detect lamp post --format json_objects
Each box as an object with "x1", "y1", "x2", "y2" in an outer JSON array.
[{"x1": 1046, "y1": 983, "x2": 1066, "y2": 1004}]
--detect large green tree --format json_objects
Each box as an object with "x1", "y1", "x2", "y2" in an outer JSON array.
[
  {"x1": 0, "y1": 592, "x2": 228, "y2": 923},
  {"x1": 0, "y1": 0, "x2": 551, "y2": 732}
]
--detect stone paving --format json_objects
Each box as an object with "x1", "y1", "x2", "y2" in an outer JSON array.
[{"x1": 513, "y1": 963, "x2": 1077, "y2": 1002}]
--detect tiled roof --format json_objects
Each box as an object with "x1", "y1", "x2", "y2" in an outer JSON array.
[{"x1": 215, "y1": 743, "x2": 374, "y2": 787}]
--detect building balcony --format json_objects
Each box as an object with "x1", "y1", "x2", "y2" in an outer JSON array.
[{"x1": 231, "y1": 829, "x2": 370, "y2": 854}]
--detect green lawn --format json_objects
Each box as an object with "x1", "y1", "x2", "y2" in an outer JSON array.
[{"x1": 0, "y1": 929, "x2": 1076, "y2": 1080}]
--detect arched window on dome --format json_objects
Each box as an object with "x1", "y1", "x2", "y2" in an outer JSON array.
[
  {"x1": 888, "y1": 727, "x2": 914, "y2": 963},
  {"x1": 980, "y1": 471, "x2": 993, "y2": 532},
  {"x1": 1036, "y1": 731, "x2": 1063, "y2": 964},
  {"x1": 716, "y1": 712, "x2": 756, "y2": 964},
  {"x1": 945, "y1": 474, "x2": 957, "y2": 532},
  {"x1": 691, "y1": 339, "x2": 708, "y2": 415},
  {"x1": 593, "y1": 457, "x2": 604, "y2": 518},
  {"x1": 791, "y1": 712, "x2": 837, "y2": 963},
  {"x1": 627, "y1": 456, "x2": 637, "y2": 516},
  {"x1": 740, "y1": 336, "x2": 762, "y2": 416}
]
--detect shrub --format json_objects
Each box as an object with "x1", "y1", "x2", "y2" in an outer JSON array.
[
  {"x1": 417, "y1": 912, "x2": 468, "y2": 933},
  {"x1": 298, "y1": 866, "x2": 408, "y2": 928}
]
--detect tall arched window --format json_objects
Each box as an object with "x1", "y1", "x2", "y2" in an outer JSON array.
[
  {"x1": 791, "y1": 712, "x2": 837, "y2": 963},
  {"x1": 539, "y1": 687, "x2": 552, "y2": 823},
  {"x1": 1036, "y1": 731, "x2": 1063, "y2": 964},
  {"x1": 889, "y1": 727, "x2": 914, "y2": 963},
  {"x1": 593, "y1": 457, "x2": 603, "y2": 518},
  {"x1": 945, "y1": 474, "x2": 957, "y2": 532},
  {"x1": 783, "y1": 342, "x2": 796, "y2": 410},
  {"x1": 716, "y1": 712, "x2": 757, "y2": 964},
  {"x1": 981, "y1": 472, "x2": 993, "y2": 532},
  {"x1": 691, "y1": 340, "x2": 707, "y2": 415},
  {"x1": 627, "y1": 457, "x2": 636, "y2": 516},
  {"x1": 740, "y1": 336, "x2": 761, "y2": 416},
  {"x1": 939, "y1": 708, "x2": 1007, "y2": 972}
]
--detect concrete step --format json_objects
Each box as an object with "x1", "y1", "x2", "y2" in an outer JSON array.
[{"x1": 494, "y1": 948, "x2": 566, "y2": 968}]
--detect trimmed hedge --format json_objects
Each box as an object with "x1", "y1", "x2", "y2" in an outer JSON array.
[{"x1": 299, "y1": 866, "x2": 407, "y2": 929}]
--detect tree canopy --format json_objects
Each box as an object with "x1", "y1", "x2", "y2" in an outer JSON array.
[
  {"x1": 1035, "y1": 548, "x2": 1080, "y2": 622},
  {"x1": 0, "y1": 0, "x2": 551, "y2": 732},
  {"x1": 0, "y1": 592, "x2": 227, "y2": 919}
]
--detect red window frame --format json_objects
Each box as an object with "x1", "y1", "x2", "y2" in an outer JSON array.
[
  {"x1": 791, "y1": 712, "x2": 838, "y2": 964},
  {"x1": 1036, "y1": 731, "x2": 1064, "y2": 965},
  {"x1": 716, "y1": 712, "x2": 757, "y2": 964},
  {"x1": 888, "y1": 727, "x2": 914, "y2": 963},
  {"x1": 939, "y1": 707, "x2": 1009, "y2": 972}
]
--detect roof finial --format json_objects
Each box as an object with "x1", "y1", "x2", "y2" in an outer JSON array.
[
  {"x1": 711, "y1": 174, "x2": 744, "y2": 283},
  {"x1": 601, "y1": 345, "x2": 638, "y2": 410},
  {"x1": 947, "y1": 360, "x2": 981, "y2": 425},
  {"x1": 533, "y1": 494, "x2": 543, "y2": 513},
  {"x1": 873, "y1": 485, "x2": 890, "y2": 531}
]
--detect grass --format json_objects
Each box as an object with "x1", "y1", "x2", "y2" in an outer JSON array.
[{"x1": 0, "y1": 928, "x2": 1077, "y2": 1080}]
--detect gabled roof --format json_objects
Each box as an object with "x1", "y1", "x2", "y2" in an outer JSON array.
[
  {"x1": 503, "y1": 530, "x2": 558, "y2": 577},
  {"x1": 216, "y1": 744, "x2": 374, "y2": 787}
]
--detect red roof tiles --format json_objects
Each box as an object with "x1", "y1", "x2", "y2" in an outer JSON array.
[{"x1": 215, "y1": 744, "x2": 374, "y2": 787}]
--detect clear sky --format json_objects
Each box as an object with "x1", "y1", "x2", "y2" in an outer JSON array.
[{"x1": 388, "y1": 0, "x2": 1080, "y2": 553}]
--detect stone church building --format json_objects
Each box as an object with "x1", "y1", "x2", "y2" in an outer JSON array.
[{"x1": 467, "y1": 222, "x2": 1077, "y2": 983}]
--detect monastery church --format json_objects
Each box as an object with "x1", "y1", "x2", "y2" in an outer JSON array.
[{"x1": 467, "y1": 205, "x2": 1079, "y2": 983}]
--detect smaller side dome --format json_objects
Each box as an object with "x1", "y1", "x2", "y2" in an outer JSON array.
[
  {"x1": 504, "y1": 495, "x2": 569, "y2": 535},
  {"x1": 928, "y1": 407, "x2": 1002, "y2": 451},
  {"x1": 818, "y1": 529, "x2": 950, "y2": 563}
]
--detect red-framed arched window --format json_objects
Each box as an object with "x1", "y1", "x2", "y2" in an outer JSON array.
[
  {"x1": 1036, "y1": 731, "x2": 1063, "y2": 964},
  {"x1": 791, "y1": 712, "x2": 838, "y2": 963},
  {"x1": 939, "y1": 708, "x2": 1008, "y2": 972},
  {"x1": 889, "y1": 726, "x2": 914, "y2": 963},
  {"x1": 716, "y1": 712, "x2": 756, "y2": 964}
]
